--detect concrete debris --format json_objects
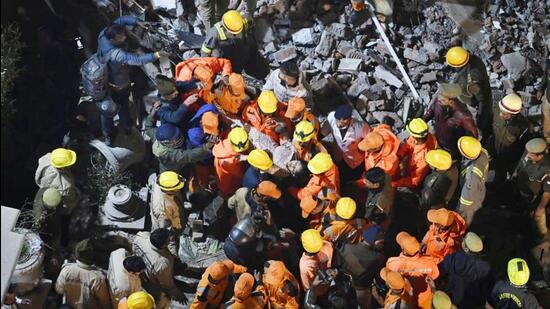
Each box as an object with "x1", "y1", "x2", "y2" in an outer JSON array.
[
  {"x1": 374, "y1": 65, "x2": 403, "y2": 88},
  {"x1": 337, "y1": 58, "x2": 363, "y2": 72},
  {"x1": 403, "y1": 48, "x2": 429, "y2": 65},
  {"x1": 315, "y1": 31, "x2": 336, "y2": 57},
  {"x1": 326, "y1": 23, "x2": 352, "y2": 39},
  {"x1": 500, "y1": 52, "x2": 529, "y2": 82},
  {"x1": 419, "y1": 71, "x2": 437, "y2": 84},
  {"x1": 292, "y1": 28, "x2": 316, "y2": 46},
  {"x1": 274, "y1": 46, "x2": 298, "y2": 63}
]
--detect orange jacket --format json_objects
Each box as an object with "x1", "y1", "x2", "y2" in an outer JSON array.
[
  {"x1": 386, "y1": 254, "x2": 439, "y2": 309},
  {"x1": 322, "y1": 218, "x2": 370, "y2": 244},
  {"x1": 190, "y1": 261, "x2": 244, "y2": 309},
  {"x1": 422, "y1": 211, "x2": 467, "y2": 263},
  {"x1": 293, "y1": 139, "x2": 328, "y2": 162},
  {"x1": 242, "y1": 101, "x2": 291, "y2": 144},
  {"x1": 212, "y1": 139, "x2": 246, "y2": 197},
  {"x1": 224, "y1": 284, "x2": 267, "y2": 309},
  {"x1": 384, "y1": 278, "x2": 417, "y2": 309},
  {"x1": 175, "y1": 57, "x2": 232, "y2": 82},
  {"x1": 215, "y1": 86, "x2": 246, "y2": 116},
  {"x1": 299, "y1": 241, "x2": 334, "y2": 290},
  {"x1": 364, "y1": 124, "x2": 400, "y2": 179},
  {"x1": 297, "y1": 165, "x2": 340, "y2": 200},
  {"x1": 392, "y1": 134, "x2": 437, "y2": 189},
  {"x1": 263, "y1": 261, "x2": 300, "y2": 309}
]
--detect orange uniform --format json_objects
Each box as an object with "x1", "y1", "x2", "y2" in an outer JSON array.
[
  {"x1": 299, "y1": 241, "x2": 334, "y2": 290},
  {"x1": 212, "y1": 139, "x2": 246, "y2": 197},
  {"x1": 215, "y1": 73, "x2": 247, "y2": 116},
  {"x1": 392, "y1": 134, "x2": 438, "y2": 189},
  {"x1": 383, "y1": 278, "x2": 416, "y2": 309},
  {"x1": 190, "y1": 260, "x2": 246, "y2": 309},
  {"x1": 297, "y1": 165, "x2": 340, "y2": 200},
  {"x1": 322, "y1": 218, "x2": 370, "y2": 244},
  {"x1": 293, "y1": 139, "x2": 328, "y2": 162},
  {"x1": 242, "y1": 101, "x2": 291, "y2": 144},
  {"x1": 386, "y1": 254, "x2": 440, "y2": 309},
  {"x1": 422, "y1": 211, "x2": 467, "y2": 263},
  {"x1": 224, "y1": 285, "x2": 267, "y2": 309},
  {"x1": 175, "y1": 57, "x2": 232, "y2": 81},
  {"x1": 364, "y1": 124, "x2": 400, "y2": 179},
  {"x1": 263, "y1": 261, "x2": 300, "y2": 309}
]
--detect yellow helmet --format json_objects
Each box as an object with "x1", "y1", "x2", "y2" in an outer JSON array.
[
  {"x1": 499, "y1": 93, "x2": 522, "y2": 114},
  {"x1": 446, "y1": 47, "x2": 470, "y2": 68},
  {"x1": 50, "y1": 148, "x2": 77, "y2": 168},
  {"x1": 127, "y1": 291, "x2": 155, "y2": 309},
  {"x1": 425, "y1": 149, "x2": 452, "y2": 171},
  {"x1": 336, "y1": 197, "x2": 356, "y2": 219},
  {"x1": 294, "y1": 121, "x2": 315, "y2": 142},
  {"x1": 301, "y1": 229, "x2": 323, "y2": 253},
  {"x1": 158, "y1": 171, "x2": 184, "y2": 191},
  {"x1": 457, "y1": 136, "x2": 481, "y2": 160},
  {"x1": 307, "y1": 153, "x2": 334, "y2": 175},
  {"x1": 222, "y1": 10, "x2": 244, "y2": 35},
  {"x1": 228, "y1": 127, "x2": 250, "y2": 153},
  {"x1": 247, "y1": 149, "x2": 273, "y2": 171},
  {"x1": 257, "y1": 90, "x2": 278, "y2": 114},
  {"x1": 508, "y1": 258, "x2": 530, "y2": 286},
  {"x1": 431, "y1": 291, "x2": 452, "y2": 309},
  {"x1": 406, "y1": 118, "x2": 428, "y2": 138}
]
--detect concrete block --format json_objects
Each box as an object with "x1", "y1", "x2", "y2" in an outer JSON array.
[
  {"x1": 292, "y1": 28, "x2": 315, "y2": 46},
  {"x1": 326, "y1": 23, "x2": 352, "y2": 39},
  {"x1": 374, "y1": 65, "x2": 403, "y2": 88},
  {"x1": 337, "y1": 58, "x2": 363, "y2": 72},
  {"x1": 315, "y1": 31, "x2": 335, "y2": 57},
  {"x1": 274, "y1": 47, "x2": 298, "y2": 63},
  {"x1": 420, "y1": 71, "x2": 437, "y2": 83},
  {"x1": 500, "y1": 52, "x2": 529, "y2": 82},
  {"x1": 404, "y1": 48, "x2": 429, "y2": 64}
]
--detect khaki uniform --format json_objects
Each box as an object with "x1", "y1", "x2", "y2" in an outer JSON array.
[
  {"x1": 150, "y1": 183, "x2": 186, "y2": 256},
  {"x1": 133, "y1": 232, "x2": 180, "y2": 309},
  {"x1": 107, "y1": 248, "x2": 143, "y2": 308},
  {"x1": 543, "y1": 86, "x2": 550, "y2": 143},
  {"x1": 512, "y1": 153, "x2": 550, "y2": 209},
  {"x1": 55, "y1": 261, "x2": 111, "y2": 309},
  {"x1": 457, "y1": 148, "x2": 490, "y2": 225},
  {"x1": 452, "y1": 54, "x2": 493, "y2": 140},
  {"x1": 363, "y1": 174, "x2": 395, "y2": 220},
  {"x1": 34, "y1": 153, "x2": 79, "y2": 214},
  {"x1": 227, "y1": 187, "x2": 267, "y2": 221}
]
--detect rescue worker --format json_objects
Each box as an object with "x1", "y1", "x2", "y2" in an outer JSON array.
[
  {"x1": 213, "y1": 126, "x2": 250, "y2": 197},
  {"x1": 322, "y1": 197, "x2": 369, "y2": 244},
  {"x1": 242, "y1": 90, "x2": 291, "y2": 144},
  {"x1": 133, "y1": 229, "x2": 187, "y2": 307},
  {"x1": 378, "y1": 267, "x2": 415, "y2": 309},
  {"x1": 349, "y1": 0, "x2": 394, "y2": 28},
  {"x1": 224, "y1": 272, "x2": 267, "y2": 308},
  {"x1": 296, "y1": 152, "x2": 341, "y2": 200},
  {"x1": 419, "y1": 150, "x2": 459, "y2": 228},
  {"x1": 152, "y1": 123, "x2": 213, "y2": 173},
  {"x1": 456, "y1": 136, "x2": 489, "y2": 225},
  {"x1": 35, "y1": 148, "x2": 79, "y2": 215},
  {"x1": 338, "y1": 230, "x2": 386, "y2": 308},
  {"x1": 32, "y1": 188, "x2": 63, "y2": 276},
  {"x1": 215, "y1": 73, "x2": 248, "y2": 117},
  {"x1": 423, "y1": 83, "x2": 479, "y2": 159},
  {"x1": 118, "y1": 291, "x2": 155, "y2": 309},
  {"x1": 299, "y1": 229, "x2": 336, "y2": 290},
  {"x1": 300, "y1": 189, "x2": 340, "y2": 229},
  {"x1": 262, "y1": 260, "x2": 301, "y2": 309},
  {"x1": 190, "y1": 259, "x2": 246, "y2": 309},
  {"x1": 490, "y1": 258, "x2": 540, "y2": 308},
  {"x1": 447, "y1": 47, "x2": 493, "y2": 140},
  {"x1": 284, "y1": 97, "x2": 320, "y2": 132},
  {"x1": 175, "y1": 57, "x2": 233, "y2": 104},
  {"x1": 542, "y1": 65, "x2": 550, "y2": 143},
  {"x1": 244, "y1": 149, "x2": 274, "y2": 188},
  {"x1": 358, "y1": 124, "x2": 401, "y2": 180},
  {"x1": 201, "y1": 10, "x2": 269, "y2": 79},
  {"x1": 228, "y1": 180, "x2": 282, "y2": 221},
  {"x1": 386, "y1": 232, "x2": 440, "y2": 309},
  {"x1": 55, "y1": 240, "x2": 111, "y2": 309},
  {"x1": 263, "y1": 62, "x2": 314, "y2": 108},
  {"x1": 292, "y1": 121, "x2": 328, "y2": 162},
  {"x1": 362, "y1": 167, "x2": 395, "y2": 224},
  {"x1": 321, "y1": 104, "x2": 370, "y2": 182},
  {"x1": 187, "y1": 104, "x2": 220, "y2": 149},
  {"x1": 155, "y1": 74, "x2": 200, "y2": 126},
  {"x1": 488, "y1": 93, "x2": 530, "y2": 184},
  {"x1": 97, "y1": 15, "x2": 167, "y2": 145},
  {"x1": 393, "y1": 118, "x2": 438, "y2": 190},
  {"x1": 107, "y1": 249, "x2": 146, "y2": 308},
  {"x1": 440, "y1": 232, "x2": 494, "y2": 308},
  {"x1": 150, "y1": 171, "x2": 186, "y2": 255},
  {"x1": 422, "y1": 208, "x2": 467, "y2": 263},
  {"x1": 511, "y1": 138, "x2": 550, "y2": 236}
]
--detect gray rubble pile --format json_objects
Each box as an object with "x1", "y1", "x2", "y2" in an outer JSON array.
[{"x1": 253, "y1": 0, "x2": 548, "y2": 131}]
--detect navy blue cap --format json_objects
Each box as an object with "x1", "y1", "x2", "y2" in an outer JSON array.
[
  {"x1": 334, "y1": 105, "x2": 353, "y2": 119},
  {"x1": 363, "y1": 225, "x2": 384, "y2": 246},
  {"x1": 155, "y1": 123, "x2": 181, "y2": 141}
]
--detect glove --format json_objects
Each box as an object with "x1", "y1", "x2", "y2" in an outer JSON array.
[{"x1": 155, "y1": 50, "x2": 171, "y2": 58}]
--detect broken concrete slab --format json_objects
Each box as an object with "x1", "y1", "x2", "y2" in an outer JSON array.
[
  {"x1": 420, "y1": 71, "x2": 437, "y2": 83},
  {"x1": 274, "y1": 47, "x2": 298, "y2": 63},
  {"x1": 337, "y1": 58, "x2": 363, "y2": 72},
  {"x1": 347, "y1": 73, "x2": 369, "y2": 98},
  {"x1": 326, "y1": 23, "x2": 352, "y2": 39},
  {"x1": 315, "y1": 31, "x2": 335, "y2": 57},
  {"x1": 500, "y1": 52, "x2": 529, "y2": 81},
  {"x1": 292, "y1": 28, "x2": 316, "y2": 46},
  {"x1": 374, "y1": 65, "x2": 403, "y2": 88}
]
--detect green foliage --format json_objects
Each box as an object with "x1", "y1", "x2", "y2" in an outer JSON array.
[
  {"x1": 1, "y1": 24, "x2": 24, "y2": 123},
  {"x1": 83, "y1": 152, "x2": 138, "y2": 205}
]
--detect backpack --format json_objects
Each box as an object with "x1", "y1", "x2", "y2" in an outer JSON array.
[{"x1": 80, "y1": 49, "x2": 115, "y2": 100}]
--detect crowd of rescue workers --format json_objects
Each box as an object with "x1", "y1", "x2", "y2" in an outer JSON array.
[{"x1": 14, "y1": 2, "x2": 550, "y2": 309}]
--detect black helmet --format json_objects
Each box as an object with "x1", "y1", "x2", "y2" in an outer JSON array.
[
  {"x1": 97, "y1": 98, "x2": 119, "y2": 118},
  {"x1": 229, "y1": 217, "x2": 257, "y2": 246}
]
